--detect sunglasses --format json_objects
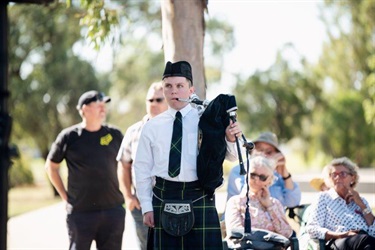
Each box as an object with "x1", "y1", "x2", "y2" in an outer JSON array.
[
  {"x1": 84, "y1": 92, "x2": 106, "y2": 105},
  {"x1": 250, "y1": 173, "x2": 268, "y2": 182},
  {"x1": 329, "y1": 171, "x2": 352, "y2": 179},
  {"x1": 148, "y1": 98, "x2": 164, "y2": 103}
]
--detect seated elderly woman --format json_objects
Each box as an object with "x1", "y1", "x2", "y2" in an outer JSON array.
[
  {"x1": 225, "y1": 155, "x2": 293, "y2": 239},
  {"x1": 303, "y1": 157, "x2": 375, "y2": 249}
]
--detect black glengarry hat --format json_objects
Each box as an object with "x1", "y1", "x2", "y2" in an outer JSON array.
[
  {"x1": 162, "y1": 61, "x2": 193, "y2": 84},
  {"x1": 76, "y1": 90, "x2": 111, "y2": 110}
]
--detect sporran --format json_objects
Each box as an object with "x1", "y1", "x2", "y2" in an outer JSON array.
[{"x1": 161, "y1": 200, "x2": 195, "y2": 237}]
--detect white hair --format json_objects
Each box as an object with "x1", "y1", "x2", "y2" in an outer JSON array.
[{"x1": 249, "y1": 155, "x2": 276, "y2": 184}]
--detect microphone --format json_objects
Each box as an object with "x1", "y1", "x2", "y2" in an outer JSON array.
[
  {"x1": 225, "y1": 95, "x2": 238, "y2": 121},
  {"x1": 225, "y1": 95, "x2": 247, "y2": 176}
]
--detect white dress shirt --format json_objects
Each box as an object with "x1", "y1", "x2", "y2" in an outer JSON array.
[
  {"x1": 116, "y1": 115, "x2": 149, "y2": 189},
  {"x1": 134, "y1": 104, "x2": 238, "y2": 214}
]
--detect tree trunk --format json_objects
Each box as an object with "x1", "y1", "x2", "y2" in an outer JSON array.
[{"x1": 161, "y1": 0, "x2": 207, "y2": 99}]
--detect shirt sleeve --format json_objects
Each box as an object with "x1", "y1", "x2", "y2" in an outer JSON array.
[
  {"x1": 133, "y1": 125, "x2": 154, "y2": 214},
  {"x1": 226, "y1": 165, "x2": 245, "y2": 201},
  {"x1": 225, "y1": 139, "x2": 238, "y2": 162},
  {"x1": 369, "y1": 217, "x2": 375, "y2": 237},
  {"x1": 116, "y1": 125, "x2": 135, "y2": 163},
  {"x1": 305, "y1": 193, "x2": 329, "y2": 240},
  {"x1": 47, "y1": 130, "x2": 69, "y2": 163},
  {"x1": 363, "y1": 199, "x2": 375, "y2": 237},
  {"x1": 225, "y1": 196, "x2": 244, "y2": 237},
  {"x1": 270, "y1": 173, "x2": 301, "y2": 207}
]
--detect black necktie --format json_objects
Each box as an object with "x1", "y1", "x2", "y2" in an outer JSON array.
[{"x1": 168, "y1": 111, "x2": 182, "y2": 177}]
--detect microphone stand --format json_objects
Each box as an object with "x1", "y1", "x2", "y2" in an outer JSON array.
[
  {"x1": 227, "y1": 108, "x2": 255, "y2": 233},
  {"x1": 227, "y1": 110, "x2": 247, "y2": 176},
  {"x1": 243, "y1": 145, "x2": 252, "y2": 233}
]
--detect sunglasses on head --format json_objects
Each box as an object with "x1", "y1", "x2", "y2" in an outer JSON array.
[
  {"x1": 84, "y1": 92, "x2": 106, "y2": 105},
  {"x1": 148, "y1": 98, "x2": 164, "y2": 103},
  {"x1": 250, "y1": 172, "x2": 268, "y2": 182}
]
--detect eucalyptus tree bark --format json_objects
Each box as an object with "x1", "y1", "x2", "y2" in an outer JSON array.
[{"x1": 160, "y1": 0, "x2": 207, "y2": 99}]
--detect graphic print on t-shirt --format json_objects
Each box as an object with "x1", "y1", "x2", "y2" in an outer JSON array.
[{"x1": 100, "y1": 133, "x2": 113, "y2": 146}]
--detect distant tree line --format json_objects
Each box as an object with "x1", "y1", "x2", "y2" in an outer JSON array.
[{"x1": 7, "y1": 0, "x2": 374, "y2": 187}]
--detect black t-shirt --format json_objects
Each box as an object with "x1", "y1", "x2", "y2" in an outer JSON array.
[{"x1": 47, "y1": 124, "x2": 124, "y2": 212}]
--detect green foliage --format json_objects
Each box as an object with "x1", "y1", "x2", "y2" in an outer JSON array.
[
  {"x1": 8, "y1": 3, "x2": 103, "y2": 158},
  {"x1": 9, "y1": 156, "x2": 34, "y2": 188},
  {"x1": 319, "y1": 91, "x2": 374, "y2": 167},
  {"x1": 66, "y1": 0, "x2": 119, "y2": 49},
  {"x1": 320, "y1": 0, "x2": 375, "y2": 126},
  {"x1": 108, "y1": 38, "x2": 164, "y2": 130},
  {"x1": 8, "y1": 0, "x2": 235, "y2": 165},
  {"x1": 64, "y1": 1, "x2": 163, "y2": 50},
  {"x1": 305, "y1": 0, "x2": 375, "y2": 166},
  {"x1": 234, "y1": 38, "x2": 374, "y2": 167},
  {"x1": 234, "y1": 48, "x2": 321, "y2": 143},
  {"x1": 363, "y1": 55, "x2": 375, "y2": 125},
  {"x1": 205, "y1": 17, "x2": 235, "y2": 60},
  {"x1": 204, "y1": 17, "x2": 235, "y2": 83}
]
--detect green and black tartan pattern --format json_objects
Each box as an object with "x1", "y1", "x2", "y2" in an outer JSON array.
[
  {"x1": 151, "y1": 177, "x2": 223, "y2": 250},
  {"x1": 168, "y1": 111, "x2": 182, "y2": 177}
]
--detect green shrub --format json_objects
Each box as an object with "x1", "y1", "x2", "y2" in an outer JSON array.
[{"x1": 9, "y1": 155, "x2": 34, "y2": 188}]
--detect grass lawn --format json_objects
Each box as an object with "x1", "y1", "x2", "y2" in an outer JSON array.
[
  {"x1": 8, "y1": 184, "x2": 61, "y2": 218},
  {"x1": 8, "y1": 158, "x2": 64, "y2": 218}
]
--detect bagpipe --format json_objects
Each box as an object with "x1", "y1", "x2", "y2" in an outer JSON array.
[
  {"x1": 179, "y1": 93, "x2": 253, "y2": 198},
  {"x1": 180, "y1": 94, "x2": 293, "y2": 250}
]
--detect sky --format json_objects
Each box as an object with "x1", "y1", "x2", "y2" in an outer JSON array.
[{"x1": 80, "y1": 1, "x2": 327, "y2": 98}]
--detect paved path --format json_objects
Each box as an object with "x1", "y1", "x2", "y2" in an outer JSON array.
[
  {"x1": 7, "y1": 202, "x2": 139, "y2": 250},
  {"x1": 7, "y1": 193, "x2": 229, "y2": 250},
  {"x1": 4, "y1": 192, "x2": 239, "y2": 250}
]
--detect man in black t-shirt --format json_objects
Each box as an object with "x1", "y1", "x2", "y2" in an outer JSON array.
[{"x1": 45, "y1": 90, "x2": 125, "y2": 250}]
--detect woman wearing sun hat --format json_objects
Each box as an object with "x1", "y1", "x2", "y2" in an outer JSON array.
[{"x1": 227, "y1": 131, "x2": 301, "y2": 208}]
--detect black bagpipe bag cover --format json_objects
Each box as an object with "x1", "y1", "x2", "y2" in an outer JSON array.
[{"x1": 197, "y1": 94, "x2": 237, "y2": 198}]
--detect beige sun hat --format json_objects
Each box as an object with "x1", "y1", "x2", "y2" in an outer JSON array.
[
  {"x1": 309, "y1": 178, "x2": 325, "y2": 191},
  {"x1": 253, "y1": 132, "x2": 281, "y2": 152}
]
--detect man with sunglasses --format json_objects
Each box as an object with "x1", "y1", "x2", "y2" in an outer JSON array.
[
  {"x1": 116, "y1": 82, "x2": 167, "y2": 249},
  {"x1": 45, "y1": 90, "x2": 126, "y2": 250},
  {"x1": 226, "y1": 131, "x2": 301, "y2": 208}
]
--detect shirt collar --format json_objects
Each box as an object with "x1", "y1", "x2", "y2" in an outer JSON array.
[
  {"x1": 168, "y1": 104, "x2": 192, "y2": 118},
  {"x1": 328, "y1": 188, "x2": 341, "y2": 200},
  {"x1": 142, "y1": 114, "x2": 151, "y2": 122},
  {"x1": 328, "y1": 188, "x2": 356, "y2": 206}
]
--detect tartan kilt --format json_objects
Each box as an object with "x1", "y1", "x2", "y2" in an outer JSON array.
[{"x1": 151, "y1": 177, "x2": 223, "y2": 250}]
